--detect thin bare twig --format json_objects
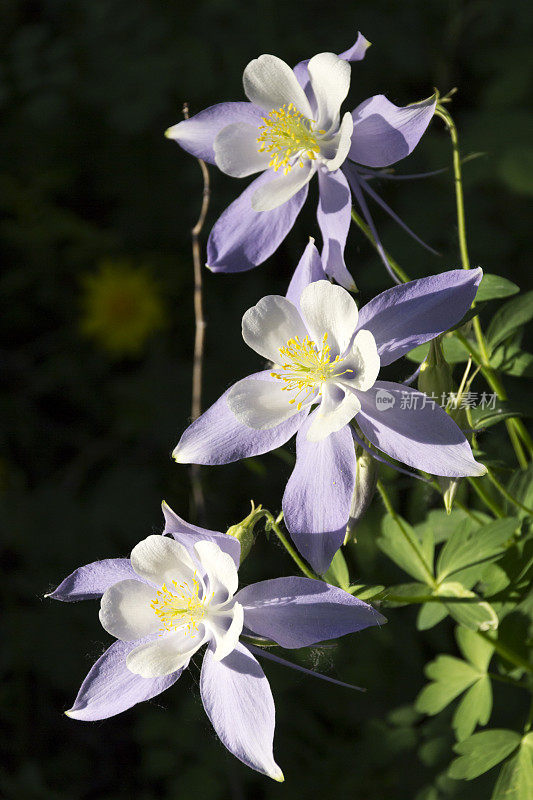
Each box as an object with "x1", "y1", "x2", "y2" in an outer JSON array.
[{"x1": 183, "y1": 102, "x2": 210, "y2": 522}]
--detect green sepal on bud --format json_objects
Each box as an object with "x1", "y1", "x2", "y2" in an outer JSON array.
[
  {"x1": 225, "y1": 501, "x2": 264, "y2": 563},
  {"x1": 438, "y1": 477, "x2": 461, "y2": 514},
  {"x1": 418, "y1": 337, "x2": 467, "y2": 514},
  {"x1": 345, "y1": 448, "x2": 378, "y2": 544},
  {"x1": 418, "y1": 338, "x2": 467, "y2": 426}
]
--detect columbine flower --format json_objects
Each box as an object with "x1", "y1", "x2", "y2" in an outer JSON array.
[
  {"x1": 173, "y1": 242, "x2": 486, "y2": 573},
  {"x1": 80, "y1": 259, "x2": 166, "y2": 357},
  {"x1": 166, "y1": 33, "x2": 436, "y2": 288},
  {"x1": 47, "y1": 502, "x2": 385, "y2": 780}
]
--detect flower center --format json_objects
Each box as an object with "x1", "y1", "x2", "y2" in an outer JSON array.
[
  {"x1": 271, "y1": 333, "x2": 345, "y2": 409},
  {"x1": 257, "y1": 103, "x2": 323, "y2": 174},
  {"x1": 151, "y1": 575, "x2": 208, "y2": 637}
]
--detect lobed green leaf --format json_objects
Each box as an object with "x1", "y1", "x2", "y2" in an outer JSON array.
[{"x1": 448, "y1": 729, "x2": 521, "y2": 780}]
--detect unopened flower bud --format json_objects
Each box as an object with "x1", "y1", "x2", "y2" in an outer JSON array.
[
  {"x1": 345, "y1": 448, "x2": 377, "y2": 543},
  {"x1": 418, "y1": 336, "x2": 453, "y2": 400},
  {"x1": 418, "y1": 338, "x2": 467, "y2": 512},
  {"x1": 225, "y1": 501, "x2": 264, "y2": 563},
  {"x1": 438, "y1": 477, "x2": 460, "y2": 515}
]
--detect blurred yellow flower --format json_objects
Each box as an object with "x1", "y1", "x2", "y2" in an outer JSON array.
[{"x1": 80, "y1": 259, "x2": 166, "y2": 356}]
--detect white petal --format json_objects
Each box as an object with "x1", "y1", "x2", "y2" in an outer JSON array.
[
  {"x1": 126, "y1": 629, "x2": 204, "y2": 678},
  {"x1": 242, "y1": 294, "x2": 308, "y2": 363},
  {"x1": 99, "y1": 580, "x2": 160, "y2": 641},
  {"x1": 227, "y1": 377, "x2": 303, "y2": 430},
  {"x1": 194, "y1": 541, "x2": 239, "y2": 604},
  {"x1": 306, "y1": 385, "x2": 361, "y2": 441},
  {"x1": 323, "y1": 112, "x2": 354, "y2": 171},
  {"x1": 307, "y1": 52, "x2": 351, "y2": 131},
  {"x1": 214, "y1": 122, "x2": 270, "y2": 177},
  {"x1": 130, "y1": 535, "x2": 196, "y2": 588},
  {"x1": 243, "y1": 54, "x2": 313, "y2": 118},
  {"x1": 251, "y1": 161, "x2": 315, "y2": 212},
  {"x1": 338, "y1": 329, "x2": 380, "y2": 392},
  {"x1": 300, "y1": 280, "x2": 358, "y2": 357},
  {"x1": 210, "y1": 602, "x2": 244, "y2": 661}
]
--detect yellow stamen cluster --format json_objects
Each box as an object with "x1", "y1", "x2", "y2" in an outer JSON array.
[
  {"x1": 271, "y1": 333, "x2": 343, "y2": 410},
  {"x1": 151, "y1": 575, "x2": 207, "y2": 637},
  {"x1": 257, "y1": 103, "x2": 323, "y2": 175}
]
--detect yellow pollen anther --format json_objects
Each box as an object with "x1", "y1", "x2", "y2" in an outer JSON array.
[
  {"x1": 150, "y1": 574, "x2": 208, "y2": 637},
  {"x1": 271, "y1": 332, "x2": 348, "y2": 410},
  {"x1": 257, "y1": 104, "x2": 320, "y2": 174}
]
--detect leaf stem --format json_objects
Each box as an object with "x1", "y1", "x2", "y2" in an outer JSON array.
[
  {"x1": 466, "y1": 477, "x2": 505, "y2": 518},
  {"x1": 436, "y1": 103, "x2": 531, "y2": 467},
  {"x1": 261, "y1": 510, "x2": 319, "y2": 581},
  {"x1": 484, "y1": 467, "x2": 533, "y2": 516},
  {"x1": 350, "y1": 208, "x2": 410, "y2": 283},
  {"x1": 477, "y1": 631, "x2": 533, "y2": 674},
  {"x1": 183, "y1": 102, "x2": 210, "y2": 523},
  {"x1": 376, "y1": 481, "x2": 436, "y2": 587},
  {"x1": 488, "y1": 671, "x2": 530, "y2": 691}
]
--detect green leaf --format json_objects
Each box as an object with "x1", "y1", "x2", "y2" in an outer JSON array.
[
  {"x1": 505, "y1": 465, "x2": 533, "y2": 520},
  {"x1": 378, "y1": 514, "x2": 435, "y2": 584},
  {"x1": 492, "y1": 736, "x2": 533, "y2": 800},
  {"x1": 348, "y1": 583, "x2": 385, "y2": 600},
  {"x1": 487, "y1": 291, "x2": 533, "y2": 350},
  {"x1": 447, "y1": 303, "x2": 487, "y2": 332},
  {"x1": 476, "y1": 273, "x2": 520, "y2": 303},
  {"x1": 415, "y1": 788, "x2": 439, "y2": 800},
  {"x1": 470, "y1": 402, "x2": 527, "y2": 430},
  {"x1": 436, "y1": 518, "x2": 518, "y2": 582},
  {"x1": 437, "y1": 582, "x2": 499, "y2": 631},
  {"x1": 415, "y1": 655, "x2": 479, "y2": 715},
  {"x1": 406, "y1": 335, "x2": 471, "y2": 364},
  {"x1": 323, "y1": 548, "x2": 350, "y2": 590},
  {"x1": 491, "y1": 341, "x2": 533, "y2": 378},
  {"x1": 452, "y1": 676, "x2": 492, "y2": 741},
  {"x1": 501, "y1": 351, "x2": 533, "y2": 378},
  {"x1": 419, "y1": 735, "x2": 452, "y2": 767},
  {"x1": 480, "y1": 563, "x2": 511, "y2": 596},
  {"x1": 382, "y1": 582, "x2": 429, "y2": 606},
  {"x1": 448, "y1": 729, "x2": 521, "y2": 780},
  {"x1": 416, "y1": 508, "x2": 488, "y2": 545},
  {"x1": 456, "y1": 627, "x2": 494, "y2": 672},
  {"x1": 417, "y1": 602, "x2": 449, "y2": 631},
  {"x1": 387, "y1": 705, "x2": 422, "y2": 727}
]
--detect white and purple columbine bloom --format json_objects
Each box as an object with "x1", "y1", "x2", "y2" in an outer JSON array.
[
  {"x1": 47, "y1": 502, "x2": 385, "y2": 780},
  {"x1": 173, "y1": 243, "x2": 486, "y2": 574},
  {"x1": 166, "y1": 33, "x2": 437, "y2": 289}
]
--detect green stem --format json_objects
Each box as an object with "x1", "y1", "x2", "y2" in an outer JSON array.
[
  {"x1": 350, "y1": 208, "x2": 410, "y2": 283},
  {"x1": 453, "y1": 499, "x2": 487, "y2": 524},
  {"x1": 485, "y1": 467, "x2": 533, "y2": 515},
  {"x1": 434, "y1": 106, "x2": 472, "y2": 272},
  {"x1": 262, "y1": 511, "x2": 319, "y2": 581},
  {"x1": 488, "y1": 672, "x2": 530, "y2": 691},
  {"x1": 467, "y1": 476, "x2": 505, "y2": 518},
  {"x1": 380, "y1": 593, "x2": 438, "y2": 604},
  {"x1": 377, "y1": 481, "x2": 436, "y2": 587},
  {"x1": 478, "y1": 631, "x2": 533, "y2": 675},
  {"x1": 436, "y1": 104, "x2": 531, "y2": 466},
  {"x1": 454, "y1": 332, "x2": 531, "y2": 466}
]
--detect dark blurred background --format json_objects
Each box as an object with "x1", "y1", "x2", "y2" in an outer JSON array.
[{"x1": 1, "y1": 1, "x2": 532, "y2": 798}]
